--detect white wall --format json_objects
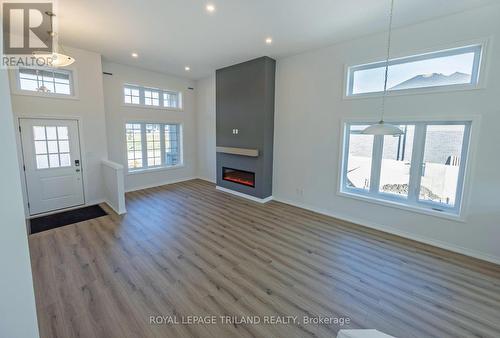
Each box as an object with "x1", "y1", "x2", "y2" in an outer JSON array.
[
  {"x1": 195, "y1": 75, "x2": 216, "y2": 182},
  {"x1": 194, "y1": 4, "x2": 500, "y2": 264},
  {"x1": 273, "y1": 4, "x2": 500, "y2": 263},
  {"x1": 9, "y1": 46, "x2": 109, "y2": 211},
  {"x1": 0, "y1": 69, "x2": 39, "y2": 337},
  {"x1": 102, "y1": 62, "x2": 197, "y2": 191}
]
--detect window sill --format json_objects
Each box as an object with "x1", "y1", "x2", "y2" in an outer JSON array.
[
  {"x1": 11, "y1": 90, "x2": 80, "y2": 100},
  {"x1": 337, "y1": 190, "x2": 466, "y2": 222},
  {"x1": 122, "y1": 103, "x2": 183, "y2": 112},
  {"x1": 127, "y1": 164, "x2": 184, "y2": 175}
]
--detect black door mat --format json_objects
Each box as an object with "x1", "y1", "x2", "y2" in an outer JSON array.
[{"x1": 30, "y1": 205, "x2": 108, "y2": 234}]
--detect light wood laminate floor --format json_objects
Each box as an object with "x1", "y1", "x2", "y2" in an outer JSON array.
[{"x1": 29, "y1": 179, "x2": 500, "y2": 338}]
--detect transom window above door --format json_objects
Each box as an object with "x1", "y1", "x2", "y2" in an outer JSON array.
[
  {"x1": 340, "y1": 121, "x2": 471, "y2": 217},
  {"x1": 17, "y1": 67, "x2": 74, "y2": 96},
  {"x1": 33, "y1": 125, "x2": 71, "y2": 169},
  {"x1": 123, "y1": 84, "x2": 182, "y2": 109}
]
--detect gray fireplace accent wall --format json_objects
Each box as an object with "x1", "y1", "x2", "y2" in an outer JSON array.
[{"x1": 216, "y1": 56, "x2": 275, "y2": 199}]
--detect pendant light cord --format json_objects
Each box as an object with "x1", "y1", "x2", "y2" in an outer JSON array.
[{"x1": 381, "y1": 0, "x2": 395, "y2": 123}]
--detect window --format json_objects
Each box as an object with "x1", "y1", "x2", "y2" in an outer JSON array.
[
  {"x1": 33, "y1": 126, "x2": 71, "y2": 169},
  {"x1": 124, "y1": 86, "x2": 140, "y2": 104},
  {"x1": 164, "y1": 91, "x2": 181, "y2": 109},
  {"x1": 125, "y1": 122, "x2": 182, "y2": 171},
  {"x1": 144, "y1": 89, "x2": 160, "y2": 106},
  {"x1": 145, "y1": 124, "x2": 161, "y2": 166},
  {"x1": 18, "y1": 67, "x2": 73, "y2": 96},
  {"x1": 346, "y1": 45, "x2": 482, "y2": 96},
  {"x1": 123, "y1": 84, "x2": 182, "y2": 109},
  {"x1": 125, "y1": 123, "x2": 143, "y2": 169},
  {"x1": 345, "y1": 125, "x2": 373, "y2": 191},
  {"x1": 341, "y1": 121, "x2": 471, "y2": 216},
  {"x1": 165, "y1": 124, "x2": 180, "y2": 166}
]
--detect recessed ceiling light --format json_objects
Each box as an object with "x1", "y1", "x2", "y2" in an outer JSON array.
[
  {"x1": 185, "y1": 66, "x2": 191, "y2": 71},
  {"x1": 131, "y1": 52, "x2": 139, "y2": 58},
  {"x1": 206, "y1": 4, "x2": 215, "y2": 13},
  {"x1": 265, "y1": 37, "x2": 273, "y2": 45}
]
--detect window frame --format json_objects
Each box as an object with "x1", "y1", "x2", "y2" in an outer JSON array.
[
  {"x1": 124, "y1": 85, "x2": 141, "y2": 105},
  {"x1": 345, "y1": 44, "x2": 484, "y2": 98},
  {"x1": 123, "y1": 83, "x2": 183, "y2": 111},
  {"x1": 124, "y1": 121, "x2": 183, "y2": 174},
  {"x1": 339, "y1": 120, "x2": 472, "y2": 219},
  {"x1": 14, "y1": 66, "x2": 77, "y2": 99},
  {"x1": 144, "y1": 88, "x2": 161, "y2": 107}
]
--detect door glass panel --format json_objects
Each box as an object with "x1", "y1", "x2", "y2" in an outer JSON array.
[
  {"x1": 49, "y1": 154, "x2": 60, "y2": 167},
  {"x1": 419, "y1": 124, "x2": 466, "y2": 207},
  {"x1": 47, "y1": 140, "x2": 58, "y2": 153},
  {"x1": 35, "y1": 141, "x2": 47, "y2": 154},
  {"x1": 59, "y1": 153, "x2": 71, "y2": 167},
  {"x1": 58, "y1": 140, "x2": 69, "y2": 153},
  {"x1": 36, "y1": 155, "x2": 49, "y2": 169},
  {"x1": 346, "y1": 125, "x2": 373, "y2": 191},
  {"x1": 32, "y1": 125, "x2": 72, "y2": 169},
  {"x1": 57, "y1": 126, "x2": 68, "y2": 139},
  {"x1": 46, "y1": 126, "x2": 57, "y2": 140},
  {"x1": 379, "y1": 125, "x2": 415, "y2": 197},
  {"x1": 33, "y1": 126, "x2": 46, "y2": 140}
]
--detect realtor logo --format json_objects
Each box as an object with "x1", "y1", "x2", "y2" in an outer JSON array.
[{"x1": 3, "y1": 2, "x2": 53, "y2": 54}]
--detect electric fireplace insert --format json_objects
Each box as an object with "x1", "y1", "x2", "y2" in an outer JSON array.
[{"x1": 222, "y1": 167, "x2": 255, "y2": 188}]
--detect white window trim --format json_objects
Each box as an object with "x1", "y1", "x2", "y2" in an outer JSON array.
[
  {"x1": 12, "y1": 66, "x2": 79, "y2": 100},
  {"x1": 124, "y1": 121, "x2": 183, "y2": 174},
  {"x1": 343, "y1": 39, "x2": 489, "y2": 100},
  {"x1": 337, "y1": 118, "x2": 477, "y2": 221},
  {"x1": 122, "y1": 83, "x2": 183, "y2": 111}
]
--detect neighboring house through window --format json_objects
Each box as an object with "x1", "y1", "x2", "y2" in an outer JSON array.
[
  {"x1": 346, "y1": 44, "x2": 483, "y2": 96},
  {"x1": 341, "y1": 121, "x2": 471, "y2": 216}
]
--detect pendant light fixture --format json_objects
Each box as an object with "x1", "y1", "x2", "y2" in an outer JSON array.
[
  {"x1": 32, "y1": 11, "x2": 75, "y2": 67},
  {"x1": 362, "y1": 0, "x2": 403, "y2": 136}
]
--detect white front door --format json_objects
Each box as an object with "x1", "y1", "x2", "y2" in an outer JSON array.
[{"x1": 20, "y1": 118, "x2": 85, "y2": 215}]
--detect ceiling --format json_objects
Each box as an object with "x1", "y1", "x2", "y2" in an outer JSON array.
[{"x1": 57, "y1": 0, "x2": 495, "y2": 79}]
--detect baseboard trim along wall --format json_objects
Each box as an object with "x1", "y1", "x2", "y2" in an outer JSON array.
[
  {"x1": 216, "y1": 186, "x2": 273, "y2": 204},
  {"x1": 273, "y1": 196, "x2": 500, "y2": 266},
  {"x1": 125, "y1": 176, "x2": 197, "y2": 193},
  {"x1": 197, "y1": 176, "x2": 216, "y2": 184},
  {"x1": 103, "y1": 199, "x2": 127, "y2": 215}
]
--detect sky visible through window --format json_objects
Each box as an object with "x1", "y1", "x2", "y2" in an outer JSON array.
[{"x1": 352, "y1": 52, "x2": 475, "y2": 94}]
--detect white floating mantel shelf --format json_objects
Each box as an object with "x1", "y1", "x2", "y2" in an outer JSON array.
[{"x1": 216, "y1": 146, "x2": 259, "y2": 157}]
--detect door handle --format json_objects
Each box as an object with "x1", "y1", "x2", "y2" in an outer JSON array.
[{"x1": 76, "y1": 168, "x2": 81, "y2": 172}]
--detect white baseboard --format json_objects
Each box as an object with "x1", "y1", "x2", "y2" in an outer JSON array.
[
  {"x1": 273, "y1": 196, "x2": 500, "y2": 266},
  {"x1": 125, "y1": 176, "x2": 197, "y2": 193},
  {"x1": 216, "y1": 186, "x2": 273, "y2": 204},
  {"x1": 196, "y1": 176, "x2": 216, "y2": 183},
  {"x1": 103, "y1": 199, "x2": 127, "y2": 215}
]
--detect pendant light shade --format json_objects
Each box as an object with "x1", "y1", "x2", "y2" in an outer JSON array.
[
  {"x1": 362, "y1": 0, "x2": 403, "y2": 136},
  {"x1": 32, "y1": 11, "x2": 75, "y2": 67},
  {"x1": 32, "y1": 52, "x2": 75, "y2": 67},
  {"x1": 362, "y1": 120, "x2": 404, "y2": 135}
]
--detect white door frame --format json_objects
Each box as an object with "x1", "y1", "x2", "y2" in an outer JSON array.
[{"x1": 16, "y1": 114, "x2": 88, "y2": 218}]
